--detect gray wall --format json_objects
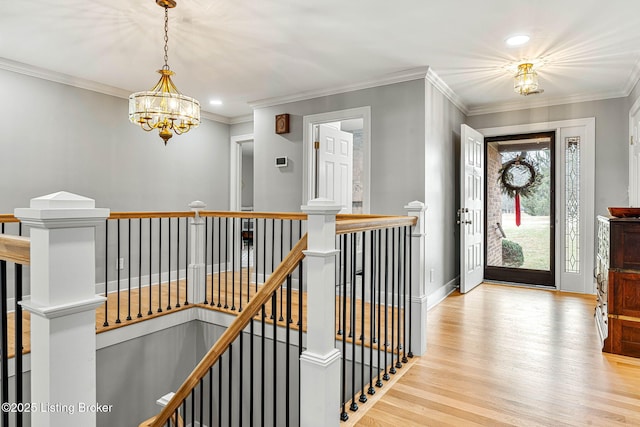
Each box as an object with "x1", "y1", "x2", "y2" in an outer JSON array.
[
  {"x1": 424, "y1": 80, "x2": 465, "y2": 294},
  {"x1": 467, "y1": 97, "x2": 629, "y2": 218},
  {"x1": 97, "y1": 322, "x2": 198, "y2": 427},
  {"x1": 0, "y1": 69, "x2": 231, "y2": 213},
  {"x1": 252, "y1": 79, "x2": 426, "y2": 213},
  {"x1": 230, "y1": 121, "x2": 254, "y2": 137}
]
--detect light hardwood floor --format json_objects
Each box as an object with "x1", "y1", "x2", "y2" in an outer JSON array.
[{"x1": 355, "y1": 283, "x2": 640, "y2": 427}]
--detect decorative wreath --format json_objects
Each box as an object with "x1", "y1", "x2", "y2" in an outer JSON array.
[{"x1": 498, "y1": 155, "x2": 541, "y2": 198}]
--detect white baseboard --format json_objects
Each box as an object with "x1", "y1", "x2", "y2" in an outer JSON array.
[{"x1": 427, "y1": 276, "x2": 459, "y2": 311}]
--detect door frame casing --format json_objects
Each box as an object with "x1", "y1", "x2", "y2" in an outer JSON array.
[
  {"x1": 302, "y1": 106, "x2": 371, "y2": 213},
  {"x1": 229, "y1": 133, "x2": 254, "y2": 211},
  {"x1": 484, "y1": 131, "x2": 556, "y2": 286},
  {"x1": 479, "y1": 118, "x2": 595, "y2": 294}
]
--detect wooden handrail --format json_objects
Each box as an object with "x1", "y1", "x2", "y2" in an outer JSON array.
[
  {"x1": 336, "y1": 216, "x2": 417, "y2": 234},
  {"x1": 147, "y1": 233, "x2": 308, "y2": 427},
  {"x1": 200, "y1": 210, "x2": 308, "y2": 220},
  {"x1": 0, "y1": 235, "x2": 30, "y2": 265},
  {"x1": 0, "y1": 214, "x2": 19, "y2": 224},
  {"x1": 108, "y1": 212, "x2": 196, "y2": 220}
]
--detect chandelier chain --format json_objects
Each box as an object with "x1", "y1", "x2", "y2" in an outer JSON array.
[{"x1": 163, "y1": 6, "x2": 169, "y2": 70}]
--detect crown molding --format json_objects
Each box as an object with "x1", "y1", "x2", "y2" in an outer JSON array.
[
  {"x1": 0, "y1": 57, "x2": 131, "y2": 99},
  {"x1": 466, "y1": 89, "x2": 627, "y2": 116},
  {"x1": 425, "y1": 68, "x2": 469, "y2": 115},
  {"x1": 0, "y1": 57, "x2": 234, "y2": 125},
  {"x1": 229, "y1": 114, "x2": 254, "y2": 125},
  {"x1": 623, "y1": 57, "x2": 640, "y2": 97},
  {"x1": 249, "y1": 66, "x2": 430, "y2": 110}
]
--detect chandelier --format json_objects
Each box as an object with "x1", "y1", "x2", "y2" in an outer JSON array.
[
  {"x1": 513, "y1": 63, "x2": 543, "y2": 96},
  {"x1": 129, "y1": 0, "x2": 200, "y2": 144}
]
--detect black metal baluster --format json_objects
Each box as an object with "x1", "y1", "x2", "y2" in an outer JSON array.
[
  {"x1": 298, "y1": 259, "x2": 304, "y2": 427},
  {"x1": 231, "y1": 217, "x2": 236, "y2": 311},
  {"x1": 408, "y1": 225, "x2": 413, "y2": 358},
  {"x1": 229, "y1": 343, "x2": 233, "y2": 426},
  {"x1": 176, "y1": 218, "x2": 181, "y2": 309},
  {"x1": 239, "y1": 331, "x2": 243, "y2": 426},
  {"x1": 395, "y1": 228, "x2": 403, "y2": 369},
  {"x1": 250, "y1": 318, "x2": 254, "y2": 427},
  {"x1": 359, "y1": 231, "x2": 367, "y2": 404},
  {"x1": 224, "y1": 217, "x2": 229, "y2": 309},
  {"x1": 337, "y1": 235, "x2": 343, "y2": 336},
  {"x1": 208, "y1": 366, "x2": 213, "y2": 427},
  {"x1": 181, "y1": 399, "x2": 187, "y2": 427},
  {"x1": 218, "y1": 353, "x2": 223, "y2": 427},
  {"x1": 248, "y1": 218, "x2": 254, "y2": 304},
  {"x1": 116, "y1": 219, "x2": 121, "y2": 324},
  {"x1": 272, "y1": 291, "x2": 277, "y2": 427},
  {"x1": 285, "y1": 275, "x2": 292, "y2": 426},
  {"x1": 138, "y1": 218, "x2": 143, "y2": 318},
  {"x1": 254, "y1": 218, "x2": 259, "y2": 294},
  {"x1": 217, "y1": 217, "x2": 222, "y2": 307},
  {"x1": 158, "y1": 218, "x2": 163, "y2": 313},
  {"x1": 270, "y1": 219, "x2": 274, "y2": 319},
  {"x1": 376, "y1": 229, "x2": 383, "y2": 388},
  {"x1": 184, "y1": 216, "x2": 189, "y2": 306},
  {"x1": 0, "y1": 261, "x2": 8, "y2": 427},
  {"x1": 190, "y1": 388, "x2": 195, "y2": 427},
  {"x1": 209, "y1": 216, "x2": 215, "y2": 307},
  {"x1": 383, "y1": 228, "x2": 390, "y2": 381},
  {"x1": 368, "y1": 230, "x2": 376, "y2": 396},
  {"x1": 239, "y1": 218, "x2": 243, "y2": 313},
  {"x1": 261, "y1": 304, "x2": 266, "y2": 426},
  {"x1": 148, "y1": 219, "x2": 153, "y2": 315},
  {"x1": 15, "y1": 263, "x2": 23, "y2": 427},
  {"x1": 204, "y1": 217, "x2": 209, "y2": 305},
  {"x1": 127, "y1": 219, "x2": 132, "y2": 321},
  {"x1": 350, "y1": 234, "x2": 358, "y2": 412},
  {"x1": 104, "y1": 220, "x2": 109, "y2": 327},
  {"x1": 389, "y1": 228, "x2": 397, "y2": 375},
  {"x1": 199, "y1": 377, "x2": 203, "y2": 426},
  {"x1": 340, "y1": 234, "x2": 348, "y2": 422},
  {"x1": 167, "y1": 218, "x2": 172, "y2": 310},
  {"x1": 279, "y1": 220, "x2": 284, "y2": 322},
  {"x1": 401, "y1": 227, "x2": 408, "y2": 364}
]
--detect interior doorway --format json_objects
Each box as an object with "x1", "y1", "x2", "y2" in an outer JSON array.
[
  {"x1": 229, "y1": 133, "x2": 254, "y2": 211},
  {"x1": 303, "y1": 107, "x2": 371, "y2": 213},
  {"x1": 484, "y1": 132, "x2": 555, "y2": 286}
]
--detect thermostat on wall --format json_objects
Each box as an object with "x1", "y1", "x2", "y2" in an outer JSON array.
[{"x1": 275, "y1": 156, "x2": 288, "y2": 168}]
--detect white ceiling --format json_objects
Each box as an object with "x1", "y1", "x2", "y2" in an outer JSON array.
[{"x1": 1, "y1": 0, "x2": 639, "y2": 120}]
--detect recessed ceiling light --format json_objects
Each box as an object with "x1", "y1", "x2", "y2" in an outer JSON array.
[
  {"x1": 209, "y1": 99, "x2": 223, "y2": 105},
  {"x1": 506, "y1": 35, "x2": 530, "y2": 46}
]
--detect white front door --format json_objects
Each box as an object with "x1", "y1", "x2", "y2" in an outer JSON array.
[
  {"x1": 460, "y1": 124, "x2": 485, "y2": 293},
  {"x1": 318, "y1": 124, "x2": 353, "y2": 213}
]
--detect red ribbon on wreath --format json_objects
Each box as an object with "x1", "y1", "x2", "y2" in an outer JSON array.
[
  {"x1": 498, "y1": 154, "x2": 539, "y2": 228},
  {"x1": 514, "y1": 193, "x2": 521, "y2": 227}
]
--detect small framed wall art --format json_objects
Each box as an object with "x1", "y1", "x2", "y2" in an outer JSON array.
[{"x1": 275, "y1": 114, "x2": 290, "y2": 134}]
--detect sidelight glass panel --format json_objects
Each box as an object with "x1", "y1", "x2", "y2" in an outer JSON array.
[{"x1": 565, "y1": 137, "x2": 580, "y2": 273}]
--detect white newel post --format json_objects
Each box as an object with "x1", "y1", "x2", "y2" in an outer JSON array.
[
  {"x1": 405, "y1": 201, "x2": 428, "y2": 356},
  {"x1": 300, "y1": 198, "x2": 342, "y2": 427},
  {"x1": 15, "y1": 192, "x2": 109, "y2": 427},
  {"x1": 188, "y1": 200, "x2": 206, "y2": 304}
]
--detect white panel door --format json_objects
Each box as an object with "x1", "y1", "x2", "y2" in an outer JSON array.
[
  {"x1": 460, "y1": 124, "x2": 485, "y2": 293},
  {"x1": 318, "y1": 124, "x2": 353, "y2": 213}
]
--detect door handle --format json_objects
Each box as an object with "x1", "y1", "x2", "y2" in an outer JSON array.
[{"x1": 457, "y1": 220, "x2": 472, "y2": 225}]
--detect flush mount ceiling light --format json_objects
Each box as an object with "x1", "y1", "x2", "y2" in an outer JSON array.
[
  {"x1": 128, "y1": 0, "x2": 200, "y2": 145},
  {"x1": 513, "y1": 62, "x2": 544, "y2": 96},
  {"x1": 506, "y1": 34, "x2": 530, "y2": 46}
]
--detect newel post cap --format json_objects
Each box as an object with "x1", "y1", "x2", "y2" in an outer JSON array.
[
  {"x1": 14, "y1": 191, "x2": 109, "y2": 226},
  {"x1": 189, "y1": 200, "x2": 207, "y2": 211},
  {"x1": 404, "y1": 200, "x2": 427, "y2": 212},
  {"x1": 301, "y1": 198, "x2": 342, "y2": 215}
]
